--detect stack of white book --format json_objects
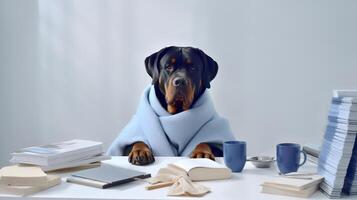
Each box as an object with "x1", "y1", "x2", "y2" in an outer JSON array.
[
  {"x1": 10, "y1": 139, "x2": 110, "y2": 172},
  {"x1": 261, "y1": 174, "x2": 324, "y2": 198},
  {"x1": 318, "y1": 90, "x2": 357, "y2": 198}
]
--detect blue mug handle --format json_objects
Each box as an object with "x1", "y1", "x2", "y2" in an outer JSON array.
[{"x1": 299, "y1": 150, "x2": 307, "y2": 166}]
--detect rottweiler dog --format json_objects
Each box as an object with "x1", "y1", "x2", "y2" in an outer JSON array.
[{"x1": 128, "y1": 46, "x2": 218, "y2": 165}]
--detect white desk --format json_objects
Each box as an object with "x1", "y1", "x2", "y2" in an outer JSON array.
[{"x1": 0, "y1": 157, "x2": 353, "y2": 200}]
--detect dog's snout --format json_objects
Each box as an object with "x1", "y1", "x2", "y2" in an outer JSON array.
[{"x1": 172, "y1": 77, "x2": 186, "y2": 87}]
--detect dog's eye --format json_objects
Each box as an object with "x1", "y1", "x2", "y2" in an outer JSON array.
[{"x1": 166, "y1": 65, "x2": 173, "y2": 71}]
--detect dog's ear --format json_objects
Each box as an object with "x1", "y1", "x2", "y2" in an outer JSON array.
[
  {"x1": 145, "y1": 51, "x2": 160, "y2": 85},
  {"x1": 197, "y1": 49, "x2": 218, "y2": 89},
  {"x1": 145, "y1": 47, "x2": 170, "y2": 85}
]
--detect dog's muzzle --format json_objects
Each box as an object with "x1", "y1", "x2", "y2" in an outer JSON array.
[
  {"x1": 172, "y1": 77, "x2": 187, "y2": 87},
  {"x1": 165, "y1": 72, "x2": 195, "y2": 114}
]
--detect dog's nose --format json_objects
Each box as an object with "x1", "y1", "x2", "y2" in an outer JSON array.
[{"x1": 172, "y1": 77, "x2": 186, "y2": 87}]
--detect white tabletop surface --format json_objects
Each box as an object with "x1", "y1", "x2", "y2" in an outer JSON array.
[{"x1": 0, "y1": 156, "x2": 354, "y2": 200}]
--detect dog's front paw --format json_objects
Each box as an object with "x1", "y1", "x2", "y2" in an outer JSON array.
[
  {"x1": 190, "y1": 143, "x2": 215, "y2": 161},
  {"x1": 128, "y1": 142, "x2": 155, "y2": 165}
]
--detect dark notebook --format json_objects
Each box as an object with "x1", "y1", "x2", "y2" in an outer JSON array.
[{"x1": 66, "y1": 164, "x2": 151, "y2": 189}]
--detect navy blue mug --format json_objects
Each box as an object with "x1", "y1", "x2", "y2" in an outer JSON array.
[
  {"x1": 276, "y1": 143, "x2": 307, "y2": 174},
  {"x1": 223, "y1": 141, "x2": 246, "y2": 172}
]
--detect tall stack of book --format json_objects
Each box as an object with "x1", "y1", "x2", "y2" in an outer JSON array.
[
  {"x1": 343, "y1": 139, "x2": 357, "y2": 195},
  {"x1": 318, "y1": 90, "x2": 357, "y2": 198},
  {"x1": 340, "y1": 91, "x2": 357, "y2": 195}
]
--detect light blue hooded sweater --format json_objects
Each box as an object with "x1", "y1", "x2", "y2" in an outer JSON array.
[{"x1": 107, "y1": 85, "x2": 235, "y2": 156}]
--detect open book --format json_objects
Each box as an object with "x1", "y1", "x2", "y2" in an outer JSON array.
[{"x1": 168, "y1": 158, "x2": 231, "y2": 181}]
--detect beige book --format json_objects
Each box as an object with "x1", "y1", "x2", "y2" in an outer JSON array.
[
  {"x1": 18, "y1": 154, "x2": 108, "y2": 172},
  {"x1": 0, "y1": 165, "x2": 47, "y2": 186},
  {"x1": 168, "y1": 158, "x2": 231, "y2": 181},
  {"x1": 262, "y1": 175, "x2": 323, "y2": 191},
  {"x1": 261, "y1": 184, "x2": 319, "y2": 198},
  {"x1": 0, "y1": 175, "x2": 61, "y2": 196},
  {"x1": 47, "y1": 162, "x2": 101, "y2": 174}
]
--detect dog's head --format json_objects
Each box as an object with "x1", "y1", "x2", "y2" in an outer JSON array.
[{"x1": 145, "y1": 46, "x2": 218, "y2": 114}]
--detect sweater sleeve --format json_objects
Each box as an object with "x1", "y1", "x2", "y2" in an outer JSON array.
[
  {"x1": 180, "y1": 115, "x2": 236, "y2": 156},
  {"x1": 106, "y1": 115, "x2": 150, "y2": 156}
]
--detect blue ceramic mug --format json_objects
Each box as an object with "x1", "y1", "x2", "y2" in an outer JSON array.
[
  {"x1": 276, "y1": 143, "x2": 307, "y2": 174},
  {"x1": 223, "y1": 141, "x2": 246, "y2": 172}
]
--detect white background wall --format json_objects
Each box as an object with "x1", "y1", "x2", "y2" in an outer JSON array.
[{"x1": 1, "y1": 0, "x2": 357, "y2": 166}]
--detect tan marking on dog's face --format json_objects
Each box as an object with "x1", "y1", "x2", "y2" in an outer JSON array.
[
  {"x1": 182, "y1": 82, "x2": 195, "y2": 111},
  {"x1": 167, "y1": 104, "x2": 177, "y2": 114},
  {"x1": 165, "y1": 75, "x2": 195, "y2": 114}
]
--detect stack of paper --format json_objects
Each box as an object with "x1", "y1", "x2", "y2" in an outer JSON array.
[
  {"x1": 0, "y1": 165, "x2": 61, "y2": 196},
  {"x1": 261, "y1": 175, "x2": 324, "y2": 198},
  {"x1": 318, "y1": 90, "x2": 357, "y2": 198},
  {"x1": 10, "y1": 139, "x2": 110, "y2": 172}
]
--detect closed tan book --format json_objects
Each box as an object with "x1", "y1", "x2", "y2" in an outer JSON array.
[
  {"x1": 261, "y1": 184, "x2": 319, "y2": 198},
  {"x1": 262, "y1": 175, "x2": 323, "y2": 191},
  {"x1": 0, "y1": 175, "x2": 61, "y2": 196},
  {"x1": 0, "y1": 165, "x2": 47, "y2": 186}
]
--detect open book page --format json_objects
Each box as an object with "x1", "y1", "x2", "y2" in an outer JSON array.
[
  {"x1": 170, "y1": 158, "x2": 227, "y2": 172},
  {"x1": 169, "y1": 158, "x2": 231, "y2": 181}
]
